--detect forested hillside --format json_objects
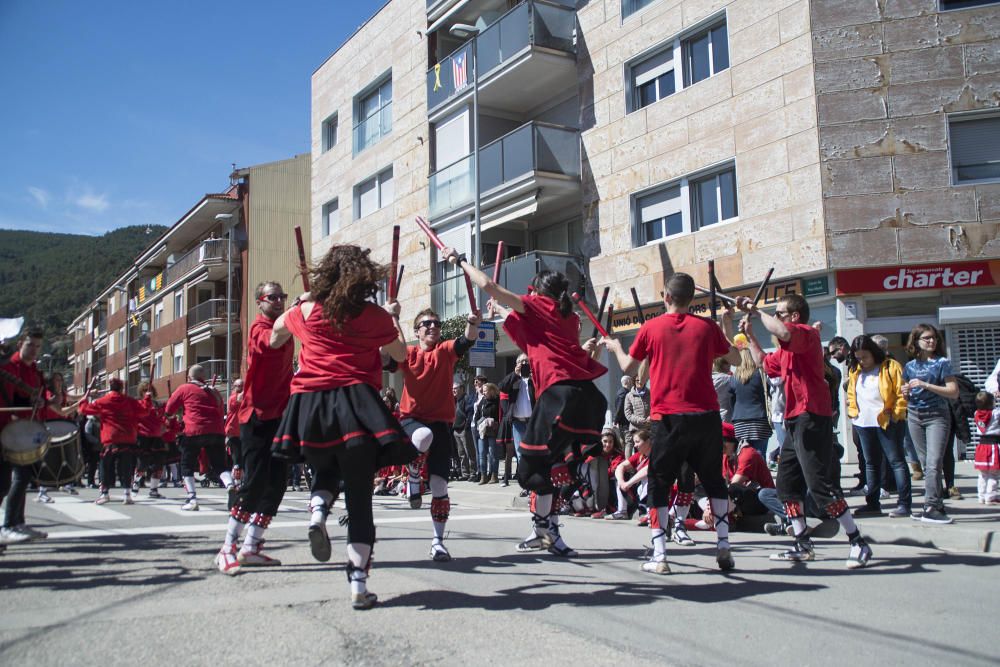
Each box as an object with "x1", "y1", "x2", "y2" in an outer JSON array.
[{"x1": 0, "y1": 225, "x2": 167, "y2": 366}]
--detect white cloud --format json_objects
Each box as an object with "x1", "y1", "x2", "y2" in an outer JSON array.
[
  {"x1": 73, "y1": 190, "x2": 110, "y2": 213},
  {"x1": 27, "y1": 186, "x2": 50, "y2": 208}
]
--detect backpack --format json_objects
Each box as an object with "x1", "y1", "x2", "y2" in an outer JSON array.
[{"x1": 952, "y1": 373, "x2": 978, "y2": 421}]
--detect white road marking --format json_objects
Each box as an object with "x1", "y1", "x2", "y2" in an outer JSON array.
[
  {"x1": 42, "y1": 496, "x2": 131, "y2": 523},
  {"x1": 43, "y1": 512, "x2": 522, "y2": 540}
]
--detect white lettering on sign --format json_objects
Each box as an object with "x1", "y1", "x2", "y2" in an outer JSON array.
[{"x1": 881, "y1": 268, "x2": 985, "y2": 290}]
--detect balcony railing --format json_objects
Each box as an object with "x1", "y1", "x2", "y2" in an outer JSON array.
[
  {"x1": 93, "y1": 355, "x2": 106, "y2": 374},
  {"x1": 126, "y1": 333, "x2": 150, "y2": 357},
  {"x1": 432, "y1": 250, "x2": 585, "y2": 319},
  {"x1": 198, "y1": 359, "x2": 234, "y2": 384},
  {"x1": 187, "y1": 299, "x2": 237, "y2": 329},
  {"x1": 480, "y1": 121, "x2": 579, "y2": 193},
  {"x1": 162, "y1": 238, "x2": 229, "y2": 289},
  {"x1": 426, "y1": 0, "x2": 577, "y2": 112},
  {"x1": 429, "y1": 154, "x2": 475, "y2": 218}
]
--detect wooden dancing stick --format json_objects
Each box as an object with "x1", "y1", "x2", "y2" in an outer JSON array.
[
  {"x1": 591, "y1": 286, "x2": 610, "y2": 339},
  {"x1": 462, "y1": 273, "x2": 480, "y2": 316},
  {"x1": 572, "y1": 292, "x2": 609, "y2": 338},
  {"x1": 752, "y1": 267, "x2": 775, "y2": 307},
  {"x1": 414, "y1": 217, "x2": 478, "y2": 315},
  {"x1": 695, "y1": 286, "x2": 737, "y2": 305},
  {"x1": 606, "y1": 304, "x2": 615, "y2": 336},
  {"x1": 210, "y1": 374, "x2": 218, "y2": 388},
  {"x1": 396, "y1": 264, "x2": 405, "y2": 294},
  {"x1": 629, "y1": 287, "x2": 645, "y2": 324},
  {"x1": 294, "y1": 226, "x2": 311, "y2": 292},
  {"x1": 492, "y1": 241, "x2": 504, "y2": 283},
  {"x1": 388, "y1": 225, "x2": 400, "y2": 299}
]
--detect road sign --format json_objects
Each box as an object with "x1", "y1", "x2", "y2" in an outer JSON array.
[{"x1": 469, "y1": 321, "x2": 496, "y2": 368}]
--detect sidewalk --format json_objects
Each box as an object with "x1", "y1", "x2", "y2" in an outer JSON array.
[{"x1": 448, "y1": 460, "x2": 998, "y2": 553}]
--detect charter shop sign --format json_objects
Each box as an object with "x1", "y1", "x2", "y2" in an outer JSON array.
[{"x1": 836, "y1": 260, "x2": 1000, "y2": 295}]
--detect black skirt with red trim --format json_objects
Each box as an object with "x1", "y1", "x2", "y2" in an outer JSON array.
[
  {"x1": 271, "y1": 383, "x2": 417, "y2": 469},
  {"x1": 518, "y1": 380, "x2": 607, "y2": 461}
]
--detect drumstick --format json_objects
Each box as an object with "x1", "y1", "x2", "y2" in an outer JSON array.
[
  {"x1": 462, "y1": 272, "x2": 480, "y2": 317},
  {"x1": 388, "y1": 225, "x2": 400, "y2": 299},
  {"x1": 591, "y1": 286, "x2": 610, "y2": 339},
  {"x1": 210, "y1": 374, "x2": 218, "y2": 388},
  {"x1": 294, "y1": 226, "x2": 311, "y2": 292},
  {"x1": 629, "y1": 287, "x2": 645, "y2": 324},
  {"x1": 0, "y1": 406, "x2": 35, "y2": 413},
  {"x1": 752, "y1": 267, "x2": 775, "y2": 307},
  {"x1": 396, "y1": 264, "x2": 404, "y2": 293},
  {"x1": 492, "y1": 241, "x2": 504, "y2": 283},
  {"x1": 414, "y1": 216, "x2": 446, "y2": 251},
  {"x1": 572, "y1": 292, "x2": 609, "y2": 338},
  {"x1": 695, "y1": 286, "x2": 737, "y2": 305},
  {"x1": 606, "y1": 304, "x2": 615, "y2": 336},
  {"x1": 708, "y1": 259, "x2": 718, "y2": 322}
]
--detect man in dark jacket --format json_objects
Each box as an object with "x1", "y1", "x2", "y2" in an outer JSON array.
[
  {"x1": 498, "y1": 354, "x2": 535, "y2": 493},
  {"x1": 453, "y1": 382, "x2": 476, "y2": 480}
]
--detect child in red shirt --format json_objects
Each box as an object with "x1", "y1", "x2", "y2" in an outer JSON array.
[{"x1": 446, "y1": 247, "x2": 606, "y2": 558}]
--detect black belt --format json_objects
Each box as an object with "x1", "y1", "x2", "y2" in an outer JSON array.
[{"x1": 512, "y1": 417, "x2": 530, "y2": 423}]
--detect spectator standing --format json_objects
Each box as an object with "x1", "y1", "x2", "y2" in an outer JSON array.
[
  {"x1": 713, "y1": 358, "x2": 734, "y2": 422},
  {"x1": 614, "y1": 376, "x2": 633, "y2": 452},
  {"x1": 624, "y1": 376, "x2": 651, "y2": 436},
  {"x1": 452, "y1": 383, "x2": 476, "y2": 481},
  {"x1": 730, "y1": 348, "x2": 772, "y2": 459},
  {"x1": 498, "y1": 354, "x2": 535, "y2": 487},
  {"x1": 474, "y1": 383, "x2": 500, "y2": 484}
]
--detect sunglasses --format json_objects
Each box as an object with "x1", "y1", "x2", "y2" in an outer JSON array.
[
  {"x1": 258, "y1": 293, "x2": 288, "y2": 303},
  {"x1": 418, "y1": 319, "x2": 441, "y2": 329}
]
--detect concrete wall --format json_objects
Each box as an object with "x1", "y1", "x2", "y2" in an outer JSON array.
[
  {"x1": 311, "y1": 0, "x2": 433, "y2": 313},
  {"x1": 813, "y1": 0, "x2": 1000, "y2": 268},
  {"x1": 578, "y1": 0, "x2": 825, "y2": 313}
]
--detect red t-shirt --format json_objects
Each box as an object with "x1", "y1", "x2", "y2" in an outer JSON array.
[
  {"x1": 284, "y1": 302, "x2": 396, "y2": 394},
  {"x1": 400, "y1": 339, "x2": 460, "y2": 423},
  {"x1": 628, "y1": 313, "x2": 732, "y2": 417},
  {"x1": 502, "y1": 294, "x2": 606, "y2": 397},
  {"x1": 0, "y1": 352, "x2": 43, "y2": 429},
  {"x1": 723, "y1": 446, "x2": 775, "y2": 488},
  {"x1": 164, "y1": 382, "x2": 225, "y2": 436},
  {"x1": 79, "y1": 391, "x2": 150, "y2": 445},
  {"x1": 762, "y1": 322, "x2": 831, "y2": 419},
  {"x1": 225, "y1": 392, "x2": 240, "y2": 437},
  {"x1": 627, "y1": 451, "x2": 649, "y2": 471},
  {"x1": 42, "y1": 388, "x2": 68, "y2": 421},
  {"x1": 238, "y1": 314, "x2": 294, "y2": 423},
  {"x1": 137, "y1": 395, "x2": 165, "y2": 438},
  {"x1": 607, "y1": 452, "x2": 626, "y2": 476}
]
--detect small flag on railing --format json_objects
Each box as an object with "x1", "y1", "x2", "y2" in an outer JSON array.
[
  {"x1": 453, "y1": 51, "x2": 468, "y2": 91},
  {"x1": 433, "y1": 63, "x2": 442, "y2": 92}
]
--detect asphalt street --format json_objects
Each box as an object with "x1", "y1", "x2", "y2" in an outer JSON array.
[{"x1": 1, "y1": 481, "x2": 997, "y2": 667}]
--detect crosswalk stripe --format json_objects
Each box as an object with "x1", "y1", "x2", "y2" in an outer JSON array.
[
  {"x1": 43, "y1": 512, "x2": 521, "y2": 540},
  {"x1": 42, "y1": 496, "x2": 131, "y2": 523}
]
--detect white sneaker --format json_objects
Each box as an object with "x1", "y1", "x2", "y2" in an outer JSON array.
[
  {"x1": 0, "y1": 527, "x2": 32, "y2": 544},
  {"x1": 181, "y1": 497, "x2": 199, "y2": 511},
  {"x1": 35, "y1": 493, "x2": 54, "y2": 504},
  {"x1": 122, "y1": 494, "x2": 135, "y2": 505},
  {"x1": 672, "y1": 525, "x2": 696, "y2": 547},
  {"x1": 430, "y1": 540, "x2": 452, "y2": 562},
  {"x1": 641, "y1": 558, "x2": 671, "y2": 574},
  {"x1": 61, "y1": 485, "x2": 79, "y2": 495},
  {"x1": 216, "y1": 546, "x2": 242, "y2": 576},
  {"x1": 15, "y1": 524, "x2": 47, "y2": 540},
  {"x1": 237, "y1": 544, "x2": 281, "y2": 566},
  {"x1": 879, "y1": 489, "x2": 891, "y2": 500}
]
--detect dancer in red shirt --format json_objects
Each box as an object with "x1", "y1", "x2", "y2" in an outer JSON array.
[
  {"x1": 215, "y1": 282, "x2": 294, "y2": 575},
  {"x1": 79, "y1": 377, "x2": 151, "y2": 505},
  {"x1": 164, "y1": 365, "x2": 228, "y2": 511},
  {"x1": 391, "y1": 305, "x2": 480, "y2": 562},
  {"x1": 738, "y1": 293, "x2": 872, "y2": 569},
  {"x1": 444, "y1": 247, "x2": 606, "y2": 557},
  {"x1": 270, "y1": 245, "x2": 413, "y2": 609},
  {"x1": 603, "y1": 273, "x2": 741, "y2": 573},
  {"x1": 224, "y1": 378, "x2": 243, "y2": 482},
  {"x1": 133, "y1": 381, "x2": 168, "y2": 499}
]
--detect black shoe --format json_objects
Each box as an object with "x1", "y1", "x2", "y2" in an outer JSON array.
[
  {"x1": 853, "y1": 504, "x2": 883, "y2": 517},
  {"x1": 501, "y1": 479, "x2": 509, "y2": 487},
  {"x1": 519, "y1": 489, "x2": 529, "y2": 498},
  {"x1": 920, "y1": 507, "x2": 954, "y2": 525},
  {"x1": 764, "y1": 521, "x2": 790, "y2": 536}
]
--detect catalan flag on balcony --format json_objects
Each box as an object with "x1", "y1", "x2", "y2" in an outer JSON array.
[
  {"x1": 139, "y1": 286, "x2": 146, "y2": 302},
  {"x1": 155, "y1": 273, "x2": 163, "y2": 290},
  {"x1": 452, "y1": 51, "x2": 468, "y2": 91}
]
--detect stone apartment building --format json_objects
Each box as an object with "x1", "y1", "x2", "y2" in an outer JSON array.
[{"x1": 312, "y1": 0, "x2": 1000, "y2": 408}]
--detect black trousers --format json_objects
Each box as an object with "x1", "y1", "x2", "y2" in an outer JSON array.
[
  {"x1": 304, "y1": 443, "x2": 377, "y2": 545},
  {"x1": 179, "y1": 434, "x2": 226, "y2": 478},
  {"x1": 235, "y1": 416, "x2": 287, "y2": 516},
  {"x1": 776, "y1": 412, "x2": 841, "y2": 508},
  {"x1": 648, "y1": 411, "x2": 727, "y2": 508},
  {"x1": 400, "y1": 419, "x2": 453, "y2": 480},
  {"x1": 1, "y1": 461, "x2": 31, "y2": 528},
  {"x1": 99, "y1": 448, "x2": 137, "y2": 492}
]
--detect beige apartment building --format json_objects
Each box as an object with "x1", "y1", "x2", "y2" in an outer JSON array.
[
  {"x1": 312, "y1": 0, "x2": 1000, "y2": 408},
  {"x1": 68, "y1": 154, "x2": 310, "y2": 399}
]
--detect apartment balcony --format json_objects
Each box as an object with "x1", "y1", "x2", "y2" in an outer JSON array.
[
  {"x1": 428, "y1": 122, "x2": 581, "y2": 224},
  {"x1": 426, "y1": 0, "x2": 577, "y2": 120},
  {"x1": 92, "y1": 354, "x2": 106, "y2": 374},
  {"x1": 132, "y1": 238, "x2": 234, "y2": 310},
  {"x1": 126, "y1": 333, "x2": 150, "y2": 357},
  {"x1": 186, "y1": 299, "x2": 239, "y2": 343},
  {"x1": 431, "y1": 250, "x2": 585, "y2": 319},
  {"x1": 197, "y1": 359, "x2": 236, "y2": 385}
]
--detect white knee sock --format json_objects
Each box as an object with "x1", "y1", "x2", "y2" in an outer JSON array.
[
  {"x1": 243, "y1": 523, "x2": 265, "y2": 551},
  {"x1": 347, "y1": 543, "x2": 372, "y2": 595},
  {"x1": 183, "y1": 476, "x2": 196, "y2": 496},
  {"x1": 225, "y1": 516, "x2": 244, "y2": 549},
  {"x1": 310, "y1": 490, "x2": 334, "y2": 526},
  {"x1": 652, "y1": 507, "x2": 670, "y2": 559},
  {"x1": 837, "y1": 511, "x2": 858, "y2": 537},
  {"x1": 220, "y1": 470, "x2": 234, "y2": 489},
  {"x1": 150, "y1": 476, "x2": 160, "y2": 490},
  {"x1": 528, "y1": 493, "x2": 554, "y2": 539},
  {"x1": 710, "y1": 497, "x2": 731, "y2": 549},
  {"x1": 412, "y1": 427, "x2": 433, "y2": 453},
  {"x1": 616, "y1": 487, "x2": 627, "y2": 513}
]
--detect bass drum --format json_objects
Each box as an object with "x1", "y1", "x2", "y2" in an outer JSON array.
[
  {"x1": 33, "y1": 420, "x2": 84, "y2": 486},
  {"x1": 1, "y1": 420, "x2": 51, "y2": 465}
]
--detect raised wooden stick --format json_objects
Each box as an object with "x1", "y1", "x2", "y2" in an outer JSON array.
[
  {"x1": 606, "y1": 304, "x2": 615, "y2": 336},
  {"x1": 572, "y1": 292, "x2": 609, "y2": 338},
  {"x1": 492, "y1": 241, "x2": 504, "y2": 283},
  {"x1": 695, "y1": 286, "x2": 737, "y2": 305},
  {"x1": 629, "y1": 287, "x2": 645, "y2": 324},
  {"x1": 752, "y1": 267, "x2": 775, "y2": 307},
  {"x1": 396, "y1": 264, "x2": 404, "y2": 293},
  {"x1": 388, "y1": 225, "x2": 400, "y2": 299},
  {"x1": 294, "y1": 226, "x2": 310, "y2": 292},
  {"x1": 591, "y1": 286, "x2": 610, "y2": 338},
  {"x1": 414, "y1": 217, "x2": 478, "y2": 315},
  {"x1": 708, "y1": 260, "x2": 718, "y2": 321}
]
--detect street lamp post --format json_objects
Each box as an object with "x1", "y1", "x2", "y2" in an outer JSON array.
[{"x1": 215, "y1": 213, "x2": 236, "y2": 397}]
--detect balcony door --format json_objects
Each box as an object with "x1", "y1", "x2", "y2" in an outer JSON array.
[{"x1": 435, "y1": 108, "x2": 470, "y2": 168}]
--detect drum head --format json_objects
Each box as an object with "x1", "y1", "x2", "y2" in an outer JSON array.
[
  {"x1": 1, "y1": 420, "x2": 51, "y2": 465},
  {"x1": 46, "y1": 420, "x2": 79, "y2": 444}
]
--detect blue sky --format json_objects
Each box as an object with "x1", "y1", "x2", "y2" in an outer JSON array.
[{"x1": 0, "y1": 0, "x2": 385, "y2": 235}]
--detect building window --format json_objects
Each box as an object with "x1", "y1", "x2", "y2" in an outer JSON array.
[
  {"x1": 939, "y1": 0, "x2": 1000, "y2": 10},
  {"x1": 633, "y1": 163, "x2": 738, "y2": 245},
  {"x1": 118, "y1": 328, "x2": 126, "y2": 351},
  {"x1": 174, "y1": 292, "x2": 183, "y2": 320},
  {"x1": 173, "y1": 344, "x2": 184, "y2": 374},
  {"x1": 321, "y1": 198, "x2": 339, "y2": 237},
  {"x1": 949, "y1": 112, "x2": 1000, "y2": 184},
  {"x1": 154, "y1": 352, "x2": 163, "y2": 379},
  {"x1": 353, "y1": 167, "x2": 394, "y2": 220},
  {"x1": 154, "y1": 303, "x2": 164, "y2": 329},
  {"x1": 353, "y1": 75, "x2": 392, "y2": 155},
  {"x1": 322, "y1": 113, "x2": 338, "y2": 152},
  {"x1": 622, "y1": 0, "x2": 656, "y2": 19},
  {"x1": 627, "y1": 17, "x2": 729, "y2": 112}
]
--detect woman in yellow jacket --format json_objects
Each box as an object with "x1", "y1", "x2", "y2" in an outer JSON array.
[{"x1": 846, "y1": 335, "x2": 911, "y2": 518}]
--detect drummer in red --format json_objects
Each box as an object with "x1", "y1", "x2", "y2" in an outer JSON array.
[
  {"x1": 0, "y1": 330, "x2": 50, "y2": 544},
  {"x1": 133, "y1": 381, "x2": 168, "y2": 499},
  {"x1": 36, "y1": 371, "x2": 86, "y2": 502},
  {"x1": 164, "y1": 364, "x2": 229, "y2": 511},
  {"x1": 224, "y1": 378, "x2": 243, "y2": 491},
  {"x1": 79, "y1": 377, "x2": 150, "y2": 505},
  {"x1": 215, "y1": 282, "x2": 294, "y2": 575}
]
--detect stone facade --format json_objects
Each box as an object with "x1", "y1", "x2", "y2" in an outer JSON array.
[
  {"x1": 311, "y1": 0, "x2": 432, "y2": 309},
  {"x1": 813, "y1": 0, "x2": 1000, "y2": 268},
  {"x1": 578, "y1": 0, "x2": 825, "y2": 313}
]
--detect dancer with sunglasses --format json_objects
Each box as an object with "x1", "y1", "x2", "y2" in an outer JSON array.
[
  {"x1": 442, "y1": 246, "x2": 606, "y2": 557},
  {"x1": 215, "y1": 282, "x2": 294, "y2": 575},
  {"x1": 391, "y1": 306, "x2": 480, "y2": 562},
  {"x1": 270, "y1": 245, "x2": 413, "y2": 609}
]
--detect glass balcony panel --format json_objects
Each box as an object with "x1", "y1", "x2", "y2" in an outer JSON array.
[
  {"x1": 531, "y1": 1, "x2": 576, "y2": 52},
  {"x1": 477, "y1": 122, "x2": 579, "y2": 196},
  {"x1": 187, "y1": 299, "x2": 238, "y2": 329},
  {"x1": 429, "y1": 154, "x2": 475, "y2": 217},
  {"x1": 535, "y1": 124, "x2": 580, "y2": 178},
  {"x1": 430, "y1": 275, "x2": 466, "y2": 320}
]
